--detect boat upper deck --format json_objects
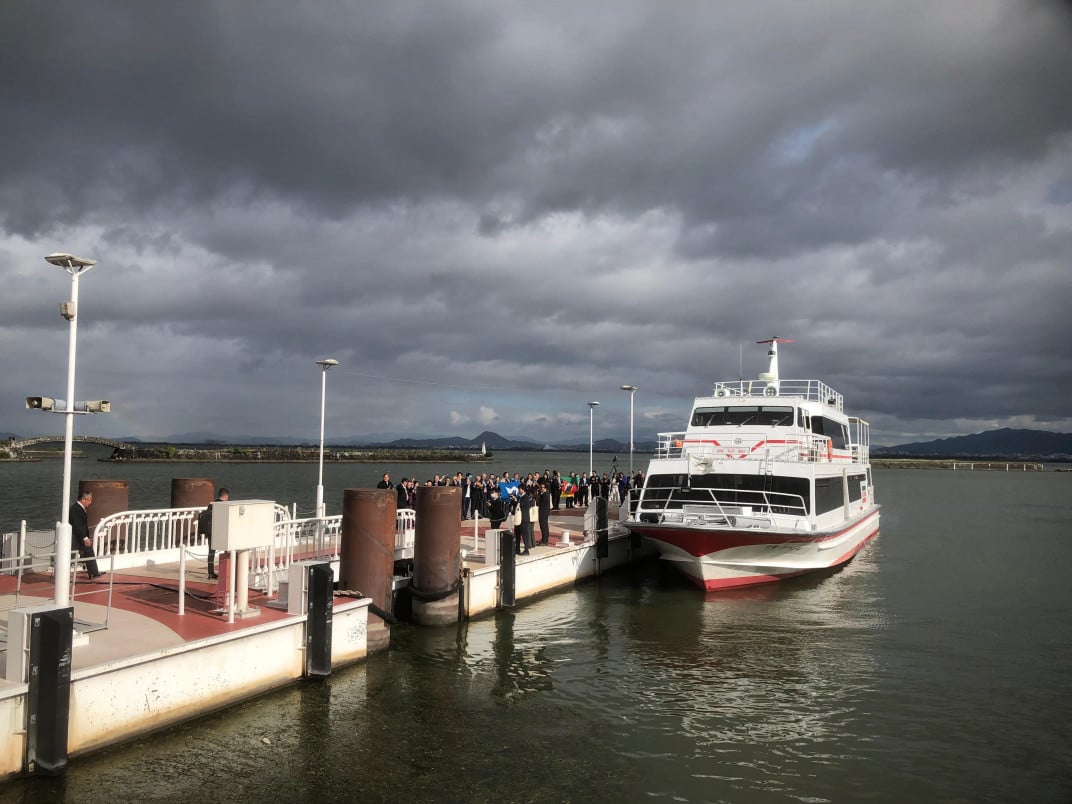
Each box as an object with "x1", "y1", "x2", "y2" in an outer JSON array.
[{"x1": 710, "y1": 378, "x2": 844, "y2": 412}]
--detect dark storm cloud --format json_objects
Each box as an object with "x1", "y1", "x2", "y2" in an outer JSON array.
[{"x1": 1, "y1": 0, "x2": 1069, "y2": 447}]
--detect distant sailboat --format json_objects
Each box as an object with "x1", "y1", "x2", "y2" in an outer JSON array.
[{"x1": 481, "y1": 440, "x2": 487, "y2": 455}]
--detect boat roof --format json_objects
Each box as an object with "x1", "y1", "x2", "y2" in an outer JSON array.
[{"x1": 704, "y1": 339, "x2": 844, "y2": 412}]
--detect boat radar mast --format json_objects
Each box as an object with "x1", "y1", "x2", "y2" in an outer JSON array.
[{"x1": 755, "y1": 337, "x2": 795, "y2": 390}]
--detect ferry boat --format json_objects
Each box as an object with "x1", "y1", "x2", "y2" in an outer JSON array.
[{"x1": 625, "y1": 338, "x2": 880, "y2": 591}]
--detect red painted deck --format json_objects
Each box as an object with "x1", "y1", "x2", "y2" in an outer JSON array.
[{"x1": 0, "y1": 505, "x2": 610, "y2": 672}]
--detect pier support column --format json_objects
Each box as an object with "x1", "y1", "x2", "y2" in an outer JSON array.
[
  {"x1": 171, "y1": 478, "x2": 214, "y2": 546},
  {"x1": 411, "y1": 486, "x2": 462, "y2": 627},
  {"x1": 340, "y1": 489, "x2": 395, "y2": 653},
  {"x1": 80, "y1": 479, "x2": 129, "y2": 554}
]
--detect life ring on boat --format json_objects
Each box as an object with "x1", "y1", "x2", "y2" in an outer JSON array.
[
  {"x1": 673, "y1": 439, "x2": 683, "y2": 449},
  {"x1": 827, "y1": 440, "x2": 833, "y2": 462}
]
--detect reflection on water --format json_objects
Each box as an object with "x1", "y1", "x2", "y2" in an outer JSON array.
[{"x1": 4, "y1": 469, "x2": 1072, "y2": 803}]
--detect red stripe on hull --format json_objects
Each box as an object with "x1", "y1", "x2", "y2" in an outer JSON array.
[
  {"x1": 633, "y1": 509, "x2": 881, "y2": 592},
  {"x1": 694, "y1": 526, "x2": 880, "y2": 591},
  {"x1": 630, "y1": 509, "x2": 880, "y2": 558}
]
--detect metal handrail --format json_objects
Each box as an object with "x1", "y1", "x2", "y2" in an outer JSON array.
[
  {"x1": 712, "y1": 378, "x2": 844, "y2": 410},
  {"x1": 655, "y1": 431, "x2": 842, "y2": 463},
  {"x1": 635, "y1": 484, "x2": 809, "y2": 519}
]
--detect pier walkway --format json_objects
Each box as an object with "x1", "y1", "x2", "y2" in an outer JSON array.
[{"x1": 0, "y1": 502, "x2": 641, "y2": 779}]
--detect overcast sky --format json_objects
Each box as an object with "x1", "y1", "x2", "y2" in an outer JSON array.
[{"x1": 2, "y1": 1, "x2": 1070, "y2": 448}]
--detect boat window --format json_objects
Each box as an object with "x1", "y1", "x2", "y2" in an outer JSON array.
[
  {"x1": 760, "y1": 406, "x2": 794, "y2": 426},
  {"x1": 642, "y1": 473, "x2": 810, "y2": 514},
  {"x1": 811, "y1": 416, "x2": 849, "y2": 448},
  {"x1": 690, "y1": 406, "x2": 794, "y2": 427},
  {"x1": 848, "y1": 474, "x2": 865, "y2": 502},
  {"x1": 814, "y1": 477, "x2": 844, "y2": 515}
]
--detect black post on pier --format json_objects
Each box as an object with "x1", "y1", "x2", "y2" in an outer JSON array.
[
  {"x1": 498, "y1": 529, "x2": 516, "y2": 608},
  {"x1": 304, "y1": 562, "x2": 334, "y2": 679},
  {"x1": 595, "y1": 497, "x2": 609, "y2": 559},
  {"x1": 26, "y1": 606, "x2": 74, "y2": 776}
]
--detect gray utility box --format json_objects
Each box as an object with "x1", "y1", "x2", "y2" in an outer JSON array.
[{"x1": 212, "y1": 500, "x2": 276, "y2": 551}]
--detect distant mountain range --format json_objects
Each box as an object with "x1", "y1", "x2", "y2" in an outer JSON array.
[
  {"x1": 872, "y1": 428, "x2": 1072, "y2": 460},
  {"x1": 6, "y1": 427, "x2": 1069, "y2": 461}
]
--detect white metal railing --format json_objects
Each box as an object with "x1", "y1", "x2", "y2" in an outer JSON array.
[
  {"x1": 93, "y1": 506, "x2": 205, "y2": 557},
  {"x1": 248, "y1": 514, "x2": 341, "y2": 595},
  {"x1": 634, "y1": 483, "x2": 809, "y2": 525},
  {"x1": 712, "y1": 378, "x2": 844, "y2": 411},
  {"x1": 249, "y1": 507, "x2": 416, "y2": 593},
  {"x1": 396, "y1": 508, "x2": 416, "y2": 556},
  {"x1": 0, "y1": 551, "x2": 70, "y2": 613}
]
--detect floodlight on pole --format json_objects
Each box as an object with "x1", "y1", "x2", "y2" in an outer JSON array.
[
  {"x1": 587, "y1": 401, "x2": 600, "y2": 476},
  {"x1": 315, "y1": 358, "x2": 338, "y2": 519},
  {"x1": 44, "y1": 252, "x2": 97, "y2": 609},
  {"x1": 620, "y1": 385, "x2": 637, "y2": 476}
]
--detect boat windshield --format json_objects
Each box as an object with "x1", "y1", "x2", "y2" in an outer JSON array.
[{"x1": 691, "y1": 405, "x2": 795, "y2": 427}]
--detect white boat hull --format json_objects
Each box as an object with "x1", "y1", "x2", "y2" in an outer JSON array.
[{"x1": 629, "y1": 507, "x2": 880, "y2": 591}]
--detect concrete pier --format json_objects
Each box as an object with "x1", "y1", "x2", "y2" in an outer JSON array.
[{"x1": 0, "y1": 499, "x2": 650, "y2": 781}]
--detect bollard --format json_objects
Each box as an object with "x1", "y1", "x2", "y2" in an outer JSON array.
[
  {"x1": 304, "y1": 562, "x2": 334, "y2": 679},
  {"x1": 498, "y1": 529, "x2": 516, "y2": 608},
  {"x1": 559, "y1": 529, "x2": 570, "y2": 546},
  {"x1": 596, "y1": 496, "x2": 609, "y2": 559},
  {"x1": 340, "y1": 489, "x2": 395, "y2": 653},
  {"x1": 79, "y1": 479, "x2": 129, "y2": 553},
  {"x1": 23, "y1": 606, "x2": 74, "y2": 775},
  {"x1": 411, "y1": 486, "x2": 462, "y2": 626}
]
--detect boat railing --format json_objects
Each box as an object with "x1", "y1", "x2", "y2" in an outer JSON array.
[
  {"x1": 656, "y1": 431, "x2": 847, "y2": 463},
  {"x1": 712, "y1": 378, "x2": 843, "y2": 410},
  {"x1": 633, "y1": 484, "x2": 809, "y2": 523}
]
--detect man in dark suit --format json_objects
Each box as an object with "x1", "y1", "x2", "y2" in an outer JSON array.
[
  {"x1": 70, "y1": 489, "x2": 101, "y2": 579},
  {"x1": 537, "y1": 480, "x2": 552, "y2": 545}
]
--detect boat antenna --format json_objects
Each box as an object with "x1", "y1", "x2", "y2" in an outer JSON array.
[
  {"x1": 738, "y1": 343, "x2": 743, "y2": 381},
  {"x1": 756, "y1": 337, "x2": 795, "y2": 385}
]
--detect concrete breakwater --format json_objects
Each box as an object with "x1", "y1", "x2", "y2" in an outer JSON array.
[
  {"x1": 871, "y1": 458, "x2": 1048, "y2": 470},
  {"x1": 104, "y1": 446, "x2": 493, "y2": 463}
]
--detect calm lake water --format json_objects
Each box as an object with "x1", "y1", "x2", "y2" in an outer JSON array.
[{"x1": 2, "y1": 455, "x2": 1070, "y2": 803}]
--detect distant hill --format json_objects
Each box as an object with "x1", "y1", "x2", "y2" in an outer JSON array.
[{"x1": 875, "y1": 428, "x2": 1072, "y2": 460}]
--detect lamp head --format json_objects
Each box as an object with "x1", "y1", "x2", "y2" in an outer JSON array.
[
  {"x1": 45, "y1": 253, "x2": 96, "y2": 270},
  {"x1": 587, "y1": 401, "x2": 600, "y2": 409},
  {"x1": 316, "y1": 358, "x2": 339, "y2": 370},
  {"x1": 619, "y1": 385, "x2": 637, "y2": 392}
]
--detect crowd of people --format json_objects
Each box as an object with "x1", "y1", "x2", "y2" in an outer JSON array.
[{"x1": 376, "y1": 468, "x2": 645, "y2": 556}]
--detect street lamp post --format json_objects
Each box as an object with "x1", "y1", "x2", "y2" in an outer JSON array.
[
  {"x1": 620, "y1": 385, "x2": 637, "y2": 476},
  {"x1": 45, "y1": 252, "x2": 97, "y2": 608},
  {"x1": 315, "y1": 358, "x2": 339, "y2": 519},
  {"x1": 587, "y1": 401, "x2": 600, "y2": 476}
]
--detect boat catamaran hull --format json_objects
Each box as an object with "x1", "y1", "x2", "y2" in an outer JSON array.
[{"x1": 626, "y1": 338, "x2": 880, "y2": 592}]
